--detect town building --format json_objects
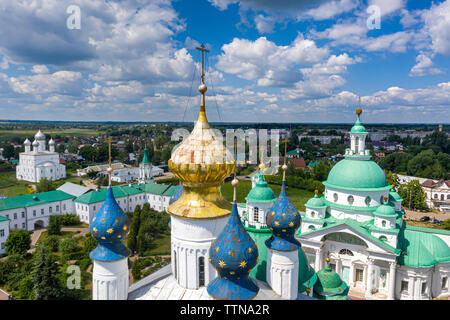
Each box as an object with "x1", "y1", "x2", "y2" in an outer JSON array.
[
  {"x1": 421, "y1": 179, "x2": 450, "y2": 212},
  {"x1": 0, "y1": 190, "x2": 75, "y2": 230},
  {"x1": 16, "y1": 130, "x2": 66, "y2": 182},
  {"x1": 0, "y1": 216, "x2": 10, "y2": 254},
  {"x1": 299, "y1": 135, "x2": 341, "y2": 144}
]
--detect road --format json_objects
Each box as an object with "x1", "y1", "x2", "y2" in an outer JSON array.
[{"x1": 403, "y1": 208, "x2": 450, "y2": 221}]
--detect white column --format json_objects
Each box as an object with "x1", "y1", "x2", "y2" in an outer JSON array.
[
  {"x1": 388, "y1": 262, "x2": 396, "y2": 300},
  {"x1": 336, "y1": 258, "x2": 342, "y2": 276},
  {"x1": 92, "y1": 258, "x2": 129, "y2": 300},
  {"x1": 366, "y1": 258, "x2": 374, "y2": 297},
  {"x1": 349, "y1": 262, "x2": 355, "y2": 287},
  {"x1": 314, "y1": 248, "x2": 321, "y2": 271},
  {"x1": 267, "y1": 249, "x2": 299, "y2": 300}
]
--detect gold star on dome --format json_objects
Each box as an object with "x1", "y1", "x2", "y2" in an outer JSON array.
[
  {"x1": 230, "y1": 271, "x2": 235, "y2": 275},
  {"x1": 107, "y1": 228, "x2": 113, "y2": 234},
  {"x1": 101, "y1": 219, "x2": 105, "y2": 223},
  {"x1": 275, "y1": 221, "x2": 279, "y2": 226},
  {"x1": 123, "y1": 225, "x2": 127, "y2": 231},
  {"x1": 282, "y1": 213, "x2": 286, "y2": 217},
  {"x1": 282, "y1": 229, "x2": 286, "y2": 232},
  {"x1": 92, "y1": 227, "x2": 97, "y2": 233},
  {"x1": 101, "y1": 236, "x2": 105, "y2": 240},
  {"x1": 239, "y1": 261, "x2": 247, "y2": 268},
  {"x1": 256, "y1": 257, "x2": 259, "y2": 263},
  {"x1": 115, "y1": 218, "x2": 119, "y2": 223},
  {"x1": 289, "y1": 222, "x2": 294, "y2": 227},
  {"x1": 271, "y1": 212, "x2": 275, "y2": 216},
  {"x1": 93, "y1": 217, "x2": 96, "y2": 222},
  {"x1": 215, "y1": 247, "x2": 219, "y2": 252},
  {"x1": 228, "y1": 251, "x2": 235, "y2": 256},
  {"x1": 218, "y1": 260, "x2": 226, "y2": 268},
  {"x1": 117, "y1": 235, "x2": 121, "y2": 238},
  {"x1": 248, "y1": 247, "x2": 252, "y2": 253}
]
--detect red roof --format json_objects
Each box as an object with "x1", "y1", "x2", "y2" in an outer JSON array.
[{"x1": 289, "y1": 158, "x2": 306, "y2": 168}]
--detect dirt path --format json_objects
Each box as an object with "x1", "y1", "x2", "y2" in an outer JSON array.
[{"x1": 403, "y1": 208, "x2": 450, "y2": 221}]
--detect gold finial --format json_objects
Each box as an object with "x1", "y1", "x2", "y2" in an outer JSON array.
[
  {"x1": 196, "y1": 44, "x2": 210, "y2": 114},
  {"x1": 384, "y1": 196, "x2": 388, "y2": 204},
  {"x1": 326, "y1": 257, "x2": 330, "y2": 263},
  {"x1": 356, "y1": 96, "x2": 362, "y2": 117},
  {"x1": 232, "y1": 137, "x2": 239, "y2": 202},
  {"x1": 314, "y1": 189, "x2": 318, "y2": 195},
  {"x1": 107, "y1": 137, "x2": 113, "y2": 186},
  {"x1": 282, "y1": 137, "x2": 288, "y2": 181}
]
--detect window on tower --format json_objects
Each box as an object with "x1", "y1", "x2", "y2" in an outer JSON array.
[
  {"x1": 199, "y1": 257, "x2": 205, "y2": 287},
  {"x1": 253, "y1": 207, "x2": 259, "y2": 223}
]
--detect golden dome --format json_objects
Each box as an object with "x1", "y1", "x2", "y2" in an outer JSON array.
[{"x1": 168, "y1": 51, "x2": 235, "y2": 219}]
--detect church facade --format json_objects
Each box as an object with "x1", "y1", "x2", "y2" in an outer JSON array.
[{"x1": 16, "y1": 130, "x2": 66, "y2": 183}]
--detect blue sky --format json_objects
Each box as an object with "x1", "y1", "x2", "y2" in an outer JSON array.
[{"x1": 0, "y1": 0, "x2": 448, "y2": 123}]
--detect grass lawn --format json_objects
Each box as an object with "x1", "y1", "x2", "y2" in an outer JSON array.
[
  {"x1": 0, "y1": 128, "x2": 106, "y2": 139},
  {"x1": 0, "y1": 171, "x2": 32, "y2": 197},
  {"x1": 221, "y1": 180, "x2": 314, "y2": 211},
  {"x1": 404, "y1": 219, "x2": 448, "y2": 231},
  {"x1": 143, "y1": 234, "x2": 171, "y2": 256}
]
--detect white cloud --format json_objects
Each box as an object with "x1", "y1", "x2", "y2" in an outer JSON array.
[
  {"x1": 421, "y1": 0, "x2": 450, "y2": 56},
  {"x1": 217, "y1": 34, "x2": 329, "y2": 86},
  {"x1": 8, "y1": 71, "x2": 82, "y2": 95},
  {"x1": 409, "y1": 53, "x2": 443, "y2": 77},
  {"x1": 254, "y1": 14, "x2": 275, "y2": 33},
  {"x1": 367, "y1": 0, "x2": 405, "y2": 17},
  {"x1": 31, "y1": 65, "x2": 49, "y2": 74},
  {"x1": 303, "y1": 0, "x2": 358, "y2": 20}
]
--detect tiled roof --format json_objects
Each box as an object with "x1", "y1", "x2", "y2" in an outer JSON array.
[
  {"x1": 289, "y1": 158, "x2": 306, "y2": 168},
  {"x1": 0, "y1": 190, "x2": 75, "y2": 211}
]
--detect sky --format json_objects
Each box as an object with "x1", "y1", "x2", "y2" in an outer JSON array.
[{"x1": 0, "y1": 0, "x2": 449, "y2": 123}]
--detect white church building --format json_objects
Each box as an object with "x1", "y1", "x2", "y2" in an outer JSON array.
[{"x1": 16, "y1": 130, "x2": 66, "y2": 183}]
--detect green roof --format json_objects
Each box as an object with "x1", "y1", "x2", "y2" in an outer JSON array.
[
  {"x1": 0, "y1": 216, "x2": 9, "y2": 222},
  {"x1": 142, "y1": 147, "x2": 150, "y2": 165},
  {"x1": 287, "y1": 150, "x2": 300, "y2": 155},
  {"x1": 405, "y1": 225, "x2": 450, "y2": 236},
  {"x1": 74, "y1": 183, "x2": 176, "y2": 204},
  {"x1": 0, "y1": 190, "x2": 75, "y2": 211},
  {"x1": 245, "y1": 178, "x2": 276, "y2": 203},
  {"x1": 350, "y1": 117, "x2": 366, "y2": 133},
  {"x1": 308, "y1": 161, "x2": 319, "y2": 168},
  {"x1": 245, "y1": 225, "x2": 317, "y2": 292},
  {"x1": 324, "y1": 158, "x2": 390, "y2": 191},
  {"x1": 389, "y1": 191, "x2": 403, "y2": 202},
  {"x1": 305, "y1": 194, "x2": 327, "y2": 208},
  {"x1": 398, "y1": 228, "x2": 450, "y2": 268},
  {"x1": 374, "y1": 203, "x2": 397, "y2": 217},
  {"x1": 313, "y1": 262, "x2": 349, "y2": 300}
]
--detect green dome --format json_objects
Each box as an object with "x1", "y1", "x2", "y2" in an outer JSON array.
[
  {"x1": 305, "y1": 194, "x2": 327, "y2": 208},
  {"x1": 313, "y1": 261, "x2": 349, "y2": 300},
  {"x1": 324, "y1": 158, "x2": 389, "y2": 191},
  {"x1": 374, "y1": 203, "x2": 396, "y2": 217},
  {"x1": 350, "y1": 117, "x2": 366, "y2": 133},
  {"x1": 245, "y1": 178, "x2": 276, "y2": 203}
]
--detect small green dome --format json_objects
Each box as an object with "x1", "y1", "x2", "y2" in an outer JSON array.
[
  {"x1": 324, "y1": 158, "x2": 389, "y2": 190},
  {"x1": 374, "y1": 203, "x2": 396, "y2": 217},
  {"x1": 314, "y1": 261, "x2": 349, "y2": 300},
  {"x1": 305, "y1": 194, "x2": 327, "y2": 208},
  {"x1": 350, "y1": 117, "x2": 366, "y2": 133},
  {"x1": 245, "y1": 178, "x2": 276, "y2": 203},
  {"x1": 141, "y1": 147, "x2": 150, "y2": 165}
]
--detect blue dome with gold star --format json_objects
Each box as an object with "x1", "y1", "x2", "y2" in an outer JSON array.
[
  {"x1": 265, "y1": 181, "x2": 302, "y2": 251},
  {"x1": 169, "y1": 184, "x2": 183, "y2": 205},
  {"x1": 208, "y1": 200, "x2": 259, "y2": 300},
  {"x1": 89, "y1": 186, "x2": 131, "y2": 262}
]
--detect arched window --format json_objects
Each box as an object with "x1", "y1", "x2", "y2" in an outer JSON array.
[
  {"x1": 199, "y1": 257, "x2": 205, "y2": 287},
  {"x1": 355, "y1": 137, "x2": 359, "y2": 154},
  {"x1": 447, "y1": 194, "x2": 450, "y2": 200},
  {"x1": 311, "y1": 211, "x2": 315, "y2": 218},
  {"x1": 382, "y1": 220, "x2": 386, "y2": 227},
  {"x1": 379, "y1": 235, "x2": 388, "y2": 241},
  {"x1": 365, "y1": 196, "x2": 371, "y2": 206},
  {"x1": 253, "y1": 207, "x2": 259, "y2": 222},
  {"x1": 380, "y1": 195, "x2": 385, "y2": 204},
  {"x1": 434, "y1": 194, "x2": 438, "y2": 199},
  {"x1": 333, "y1": 193, "x2": 338, "y2": 202},
  {"x1": 347, "y1": 195, "x2": 354, "y2": 205},
  {"x1": 338, "y1": 248, "x2": 354, "y2": 256},
  {"x1": 308, "y1": 225, "x2": 316, "y2": 231},
  {"x1": 174, "y1": 251, "x2": 177, "y2": 280},
  {"x1": 441, "y1": 194, "x2": 445, "y2": 201}
]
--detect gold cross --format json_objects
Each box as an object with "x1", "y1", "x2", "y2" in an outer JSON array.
[{"x1": 196, "y1": 44, "x2": 209, "y2": 84}]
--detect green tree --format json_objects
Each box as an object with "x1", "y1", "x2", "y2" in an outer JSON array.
[
  {"x1": 86, "y1": 169, "x2": 98, "y2": 179},
  {"x1": 83, "y1": 234, "x2": 98, "y2": 254},
  {"x1": 36, "y1": 177, "x2": 56, "y2": 193},
  {"x1": 32, "y1": 247, "x2": 65, "y2": 300},
  {"x1": 5, "y1": 229, "x2": 31, "y2": 255},
  {"x1": 47, "y1": 215, "x2": 61, "y2": 235},
  {"x1": 312, "y1": 161, "x2": 331, "y2": 181},
  {"x1": 128, "y1": 205, "x2": 141, "y2": 253},
  {"x1": 398, "y1": 180, "x2": 427, "y2": 210},
  {"x1": 79, "y1": 145, "x2": 98, "y2": 162},
  {"x1": 386, "y1": 171, "x2": 399, "y2": 190},
  {"x1": 3, "y1": 145, "x2": 15, "y2": 159},
  {"x1": 59, "y1": 238, "x2": 79, "y2": 256}
]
